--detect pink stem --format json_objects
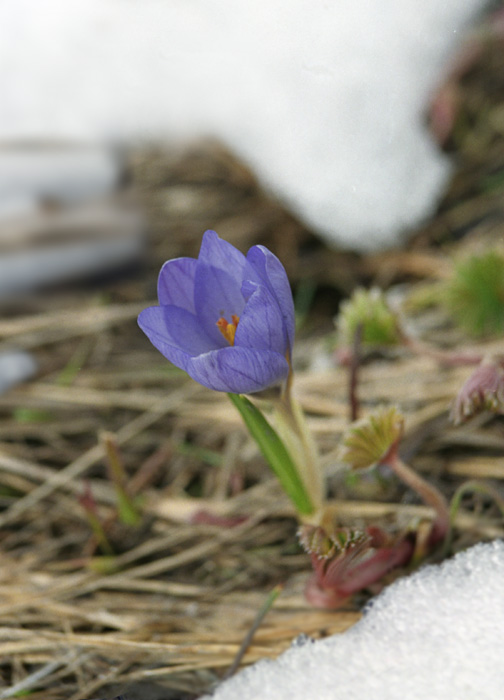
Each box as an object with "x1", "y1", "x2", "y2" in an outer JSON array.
[
  {"x1": 386, "y1": 447, "x2": 450, "y2": 543},
  {"x1": 349, "y1": 323, "x2": 363, "y2": 421}
]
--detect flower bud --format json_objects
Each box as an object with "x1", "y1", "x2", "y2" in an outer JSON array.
[{"x1": 451, "y1": 356, "x2": 504, "y2": 425}]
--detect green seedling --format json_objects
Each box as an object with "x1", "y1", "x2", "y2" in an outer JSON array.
[
  {"x1": 101, "y1": 431, "x2": 142, "y2": 527},
  {"x1": 341, "y1": 406, "x2": 450, "y2": 543},
  {"x1": 336, "y1": 287, "x2": 402, "y2": 348},
  {"x1": 78, "y1": 483, "x2": 114, "y2": 557},
  {"x1": 444, "y1": 249, "x2": 504, "y2": 337}
]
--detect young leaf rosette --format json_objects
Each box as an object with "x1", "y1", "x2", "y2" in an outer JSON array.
[
  {"x1": 138, "y1": 230, "x2": 295, "y2": 394},
  {"x1": 298, "y1": 524, "x2": 413, "y2": 608},
  {"x1": 340, "y1": 406, "x2": 404, "y2": 471}
]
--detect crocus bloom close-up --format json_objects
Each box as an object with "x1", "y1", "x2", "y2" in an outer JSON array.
[{"x1": 138, "y1": 230, "x2": 295, "y2": 394}]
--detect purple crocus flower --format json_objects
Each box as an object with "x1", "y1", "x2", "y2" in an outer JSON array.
[{"x1": 138, "y1": 230, "x2": 295, "y2": 394}]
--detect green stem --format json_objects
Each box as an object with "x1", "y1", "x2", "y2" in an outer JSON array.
[
  {"x1": 274, "y1": 392, "x2": 325, "y2": 518},
  {"x1": 228, "y1": 393, "x2": 315, "y2": 517}
]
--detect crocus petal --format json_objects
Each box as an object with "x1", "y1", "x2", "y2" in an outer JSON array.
[
  {"x1": 194, "y1": 264, "x2": 247, "y2": 346},
  {"x1": 234, "y1": 282, "x2": 287, "y2": 355},
  {"x1": 138, "y1": 305, "x2": 217, "y2": 371},
  {"x1": 194, "y1": 231, "x2": 265, "y2": 345},
  {"x1": 198, "y1": 230, "x2": 248, "y2": 280},
  {"x1": 187, "y1": 346, "x2": 289, "y2": 393},
  {"x1": 198, "y1": 229, "x2": 262, "y2": 289},
  {"x1": 246, "y1": 245, "x2": 295, "y2": 352},
  {"x1": 157, "y1": 257, "x2": 197, "y2": 313}
]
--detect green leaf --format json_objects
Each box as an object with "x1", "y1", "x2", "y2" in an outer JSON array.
[
  {"x1": 228, "y1": 393, "x2": 314, "y2": 515},
  {"x1": 115, "y1": 488, "x2": 142, "y2": 527}
]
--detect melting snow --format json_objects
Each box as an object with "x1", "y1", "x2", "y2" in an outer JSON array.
[{"x1": 204, "y1": 541, "x2": 504, "y2": 700}]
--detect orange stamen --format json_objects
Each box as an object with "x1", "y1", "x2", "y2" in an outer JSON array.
[{"x1": 217, "y1": 314, "x2": 240, "y2": 345}]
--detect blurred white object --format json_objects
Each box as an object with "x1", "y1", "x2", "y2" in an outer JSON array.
[
  {"x1": 0, "y1": 351, "x2": 37, "y2": 394},
  {"x1": 205, "y1": 541, "x2": 504, "y2": 700},
  {"x1": 0, "y1": 200, "x2": 144, "y2": 298},
  {"x1": 0, "y1": 1, "x2": 486, "y2": 250},
  {"x1": 0, "y1": 144, "x2": 144, "y2": 298},
  {"x1": 0, "y1": 146, "x2": 120, "y2": 206},
  {"x1": 0, "y1": 233, "x2": 144, "y2": 299}
]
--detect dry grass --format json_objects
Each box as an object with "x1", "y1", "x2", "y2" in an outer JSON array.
[{"x1": 1, "y1": 269, "x2": 504, "y2": 699}]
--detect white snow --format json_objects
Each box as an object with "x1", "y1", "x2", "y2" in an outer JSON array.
[
  {"x1": 204, "y1": 540, "x2": 504, "y2": 700},
  {"x1": 0, "y1": 1, "x2": 487, "y2": 250},
  {"x1": 0, "y1": 351, "x2": 37, "y2": 395}
]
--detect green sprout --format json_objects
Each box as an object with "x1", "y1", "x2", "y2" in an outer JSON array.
[
  {"x1": 78, "y1": 483, "x2": 114, "y2": 557},
  {"x1": 336, "y1": 287, "x2": 402, "y2": 348},
  {"x1": 341, "y1": 407, "x2": 450, "y2": 544},
  {"x1": 101, "y1": 431, "x2": 142, "y2": 527},
  {"x1": 443, "y1": 249, "x2": 504, "y2": 337}
]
